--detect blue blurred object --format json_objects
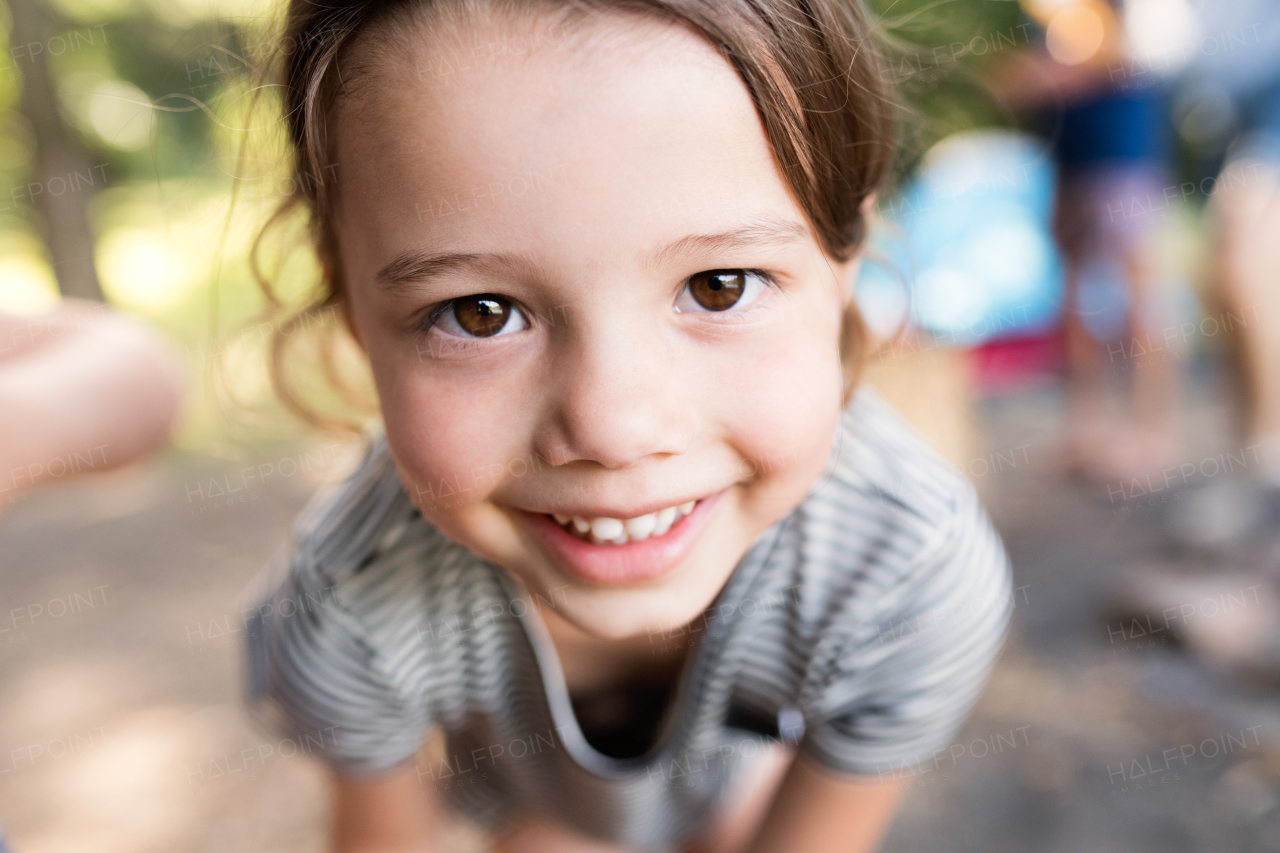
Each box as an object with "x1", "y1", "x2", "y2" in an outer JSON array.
[
  {"x1": 1056, "y1": 89, "x2": 1172, "y2": 172},
  {"x1": 857, "y1": 129, "x2": 1064, "y2": 347}
]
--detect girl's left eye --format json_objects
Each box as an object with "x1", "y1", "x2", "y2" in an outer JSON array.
[
  {"x1": 426, "y1": 293, "x2": 529, "y2": 338},
  {"x1": 674, "y1": 269, "x2": 772, "y2": 313}
]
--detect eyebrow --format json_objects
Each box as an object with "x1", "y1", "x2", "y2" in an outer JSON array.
[
  {"x1": 374, "y1": 216, "x2": 812, "y2": 292},
  {"x1": 645, "y1": 217, "x2": 811, "y2": 272},
  {"x1": 376, "y1": 252, "x2": 533, "y2": 293}
]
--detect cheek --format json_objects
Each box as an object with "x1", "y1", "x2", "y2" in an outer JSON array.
[
  {"x1": 373, "y1": 358, "x2": 535, "y2": 514},
  {"x1": 740, "y1": 359, "x2": 843, "y2": 474},
  {"x1": 716, "y1": 305, "x2": 846, "y2": 502}
]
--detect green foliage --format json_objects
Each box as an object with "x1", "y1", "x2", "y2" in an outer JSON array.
[{"x1": 866, "y1": 0, "x2": 1031, "y2": 172}]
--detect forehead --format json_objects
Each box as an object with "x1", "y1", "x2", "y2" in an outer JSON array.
[{"x1": 330, "y1": 10, "x2": 808, "y2": 263}]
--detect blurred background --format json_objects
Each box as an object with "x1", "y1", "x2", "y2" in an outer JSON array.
[{"x1": 3, "y1": 0, "x2": 1280, "y2": 849}]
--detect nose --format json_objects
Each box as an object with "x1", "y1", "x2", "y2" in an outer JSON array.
[{"x1": 534, "y1": 315, "x2": 696, "y2": 470}]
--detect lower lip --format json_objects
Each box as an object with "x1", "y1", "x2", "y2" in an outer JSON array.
[{"x1": 520, "y1": 491, "x2": 725, "y2": 586}]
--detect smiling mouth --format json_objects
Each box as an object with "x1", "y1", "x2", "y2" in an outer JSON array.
[
  {"x1": 548, "y1": 500, "x2": 699, "y2": 546},
  {"x1": 525, "y1": 491, "x2": 725, "y2": 585}
]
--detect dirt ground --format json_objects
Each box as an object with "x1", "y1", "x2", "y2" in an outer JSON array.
[{"x1": 3, "y1": 377, "x2": 1280, "y2": 852}]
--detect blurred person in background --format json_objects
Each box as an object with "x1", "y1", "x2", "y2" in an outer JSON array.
[
  {"x1": 0, "y1": 299, "x2": 185, "y2": 514},
  {"x1": 990, "y1": 0, "x2": 1188, "y2": 484},
  {"x1": 1164, "y1": 1, "x2": 1280, "y2": 558},
  {"x1": 994, "y1": 0, "x2": 1280, "y2": 679}
]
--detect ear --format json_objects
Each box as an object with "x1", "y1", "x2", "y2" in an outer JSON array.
[
  {"x1": 860, "y1": 192, "x2": 879, "y2": 218},
  {"x1": 843, "y1": 191, "x2": 881, "y2": 303}
]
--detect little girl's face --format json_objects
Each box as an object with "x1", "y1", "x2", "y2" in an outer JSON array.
[{"x1": 334, "y1": 12, "x2": 856, "y2": 641}]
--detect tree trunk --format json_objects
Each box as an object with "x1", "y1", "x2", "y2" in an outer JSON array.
[{"x1": 7, "y1": 0, "x2": 106, "y2": 301}]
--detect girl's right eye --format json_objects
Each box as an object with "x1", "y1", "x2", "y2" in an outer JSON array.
[{"x1": 422, "y1": 294, "x2": 529, "y2": 338}]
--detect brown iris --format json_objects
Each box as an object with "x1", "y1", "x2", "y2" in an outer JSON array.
[
  {"x1": 688, "y1": 270, "x2": 747, "y2": 311},
  {"x1": 453, "y1": 294, "x2": 514, "y2": 337}
]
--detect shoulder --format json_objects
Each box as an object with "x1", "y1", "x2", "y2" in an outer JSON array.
[
  {"x1": 778, "y1": 391, "x2": 1013, "y2": 775},
  {"x1": 824, "y1": 385, "x2": 969, "y2": 531},
  {"x1": 794, "y1": 386, "x2": 1000, "y2": 573},
  {"x1": 242, "y1": 432, "x2": 511, "y2": 772},
  {"x1": 244, "y1": 430, "x2": 509, "y2": 699},
  {"x1": 785, "y1": 386, "x2": 1011, "y2": 639},
  {"x1": 277, "y1": 431, "x2": 422, "y2": 593}
]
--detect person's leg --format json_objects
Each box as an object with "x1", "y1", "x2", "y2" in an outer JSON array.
[
  {"x1": 1209, "y1": 157, "x2": 1280, "y2": 481},
  {"x1": 1061, "y1": 242, "x2": 1112, "y2": 463},
  {"x1": 1123, "y1": 239, "x2": 1180, "y2": 431},
  {"x1": 1061, "y1": 166, "x2": 1183, "y2": 484},
  {"x1": 1099, "y1": 178, "x2": 1182, "y2": 481},
  {"x1": 1058, "y1": 173, "x2": 1119, "y2": 478}
]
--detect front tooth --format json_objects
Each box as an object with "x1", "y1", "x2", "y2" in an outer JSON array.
[
  {"x1": 677, "y1": 501, "x2": 695, "y2": 516},
  {"x1": 653, "y1": 506, "x2": 677, "y2": 536},
  {"x1": 590, "y1": 517, "x2": 625, "y2": 541},
  {"x1": 571, "y1": 516, "x2": 591, "y2": 534},
  {"x1": 625, "y1": 513, "x2": 657, "y2": 541},
  {"x1": 553, "y1": 513, "x2": 570, "y2": 525},
  {"x1": 590, "y1": 527, "x2": 629, "y2": 545}
]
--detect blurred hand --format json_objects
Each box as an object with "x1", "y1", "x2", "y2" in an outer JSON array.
[{"x1": 0, "y1": 299, "x2": 185, "y2": 513}]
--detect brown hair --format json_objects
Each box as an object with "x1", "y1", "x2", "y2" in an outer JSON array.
[{"x1": 251, "y1": 0, "x2": 897, "y2": 428}]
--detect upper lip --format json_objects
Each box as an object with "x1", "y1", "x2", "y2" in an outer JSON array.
[{"x1": 519, "y1": 489, "x2": 724, "y2": 519}]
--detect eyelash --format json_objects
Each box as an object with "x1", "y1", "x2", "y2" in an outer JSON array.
[
  {"x1": 736, "y1": 268, "x2": 775, "y2": 285},
  {"x1": 418, "y1": 301, "x2": 461, "y2": 335},
  {"x1": 415, "y1": 267, "x2": 780, "y2": 338}
]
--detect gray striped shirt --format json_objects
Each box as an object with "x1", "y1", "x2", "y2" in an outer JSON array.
[{"x1": 244, "y1": 388, "x2": 1012, "y2": 851}]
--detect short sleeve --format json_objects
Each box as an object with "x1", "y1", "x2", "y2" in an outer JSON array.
[
  {"x1": 798, "y1": 488, "x2": 1013, "y2": 779},
  {"x1": 243, "y1": 556, "x2": 431, "y2": 777}
]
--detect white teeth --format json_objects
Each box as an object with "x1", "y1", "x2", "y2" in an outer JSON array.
[
  {"x1": 550, "y1": 500, "x2": 699, "y2": 545},
  {"x1": 624, "y1": 514, "x2": 657, "y2": 541},
  {"x1": 590, "y1": 517, "x2": 625, "y2": 541},
  {"x1": 653, "y1": 506, "x2": 676, "y2": 537}
]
